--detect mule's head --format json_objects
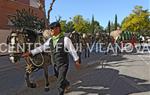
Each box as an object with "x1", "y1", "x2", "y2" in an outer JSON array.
[
  {"x1": 7, "y1": 29, "x2": 29, "y2": 64},
  {"x1": 7, "y1": 28, "x2": 39, "y2": 64},
  {"x1": 7, "y1": 31, "x2": 20, "y2": 63}
]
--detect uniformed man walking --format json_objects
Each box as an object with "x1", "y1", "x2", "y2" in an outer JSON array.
[{"x1": 22, "y1": 21, "x2": 80, "y2": 95}]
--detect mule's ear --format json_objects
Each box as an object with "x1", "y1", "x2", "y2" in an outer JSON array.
[{"x1": 6, "y1": 36, "x2": 10, "y2": 44}]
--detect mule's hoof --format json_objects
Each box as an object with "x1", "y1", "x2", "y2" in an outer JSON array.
[
  {"x1": 30, "y1": 83, "x2": 37, "y2": 88},
  {"x1": 64, "y1": 86, "x2": 71, "y2": 93},
  {"x1": 44, "y1": 87, "x2": 49, "y2": 92}
]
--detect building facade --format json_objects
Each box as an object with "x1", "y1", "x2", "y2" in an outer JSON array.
[
  {"x1": 0, "y1": 0, "x2": 45, "y2": 54},
  {"x1": 0, "y1": 0, "x2": 45, "y2": 29}
]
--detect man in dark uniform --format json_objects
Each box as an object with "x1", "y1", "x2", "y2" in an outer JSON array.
[{"x1": 22, "y1": 21, "x2": 80, "y2": 95}]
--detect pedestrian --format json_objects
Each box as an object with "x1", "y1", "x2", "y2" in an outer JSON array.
[{"x1": 22, "y1": 21, "x2": 80, "y2": 95}]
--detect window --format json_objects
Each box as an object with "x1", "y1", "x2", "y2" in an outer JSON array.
[{"x1": 30, "y1": 0, "x2": 41, "y2": 8}]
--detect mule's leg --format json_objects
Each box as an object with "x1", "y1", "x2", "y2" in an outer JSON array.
[
  {"x1": 54, "y1": 65, "x2": 58, "y2": 78},
  {"x1": 84, "y1": 48, "x2": 87, "y2": 58},
  {"x1": 43, "y1": 66, "x2": 50, "y2": 92},
  {"x1": 25, "y1": 71, "x2": 37, "y2": 88},
  {"x1": 24, "y1": 58, "x2": 36, "y2": 88},
  {"x1": 25, "y1": 64, "x2": 37, "y2": 88},
  {"x1": 25, "y1": 71, "x2": 30, "y2": 87},
  {"x1": 77, "y1": 51, "x2": 82, "y2": 63},
  {"x1": 87, "y1": 48, "x2": 90, "y2": 57}
]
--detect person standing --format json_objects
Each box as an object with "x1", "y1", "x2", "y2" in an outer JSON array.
[{"x1": 22, "y1": 21, "x2": 80, "y2": 95}]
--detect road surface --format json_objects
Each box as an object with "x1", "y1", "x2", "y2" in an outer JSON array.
[{"x1": 0, "y1": 52, "x2": 150, "y2": 95}]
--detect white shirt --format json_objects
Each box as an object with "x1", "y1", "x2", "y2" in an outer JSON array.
[{"x1": 31, "y1": 37, "x2": 79, "y2": 61}]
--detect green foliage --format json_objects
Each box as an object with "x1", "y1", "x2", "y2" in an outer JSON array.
[
  {"x1": 107, "y1": 20, "x2": 111, "y2": 42},
  {"x1": 72, "y1": 15, "x2": 103, "y2": 33},
  {"x1": 60, "y1": 20, "x2": 67, "y2": 33},
  {"x1": 72, "y1": 15, "x2": 89, "y2": 33},
  {"x1": 66, "y1": 21, "x2": 74, "y2": 32},
  {"x1": 106, "y1": 21, "x2": 115, "y2": 32},
  {"x1": 121, "y1": 5, "x2": 150, "y2": 36},
  {"x1": 91, "y1": 16, "x2": 103, "y2": 33},
  {"x1": 115, "y1": 14, "x2": 118, "y2": 30},
  {"x1": 8, "y1": 8, "x2": 45, "y2": 30},
  {"x1": 105, "y1": 22, "x2": 120, "y2": 33},
  {"x1": 59, "y1": 15, "x2": 103, "y2": 33},
  {"x1": 91, "y1": 15, "x2": 95, "y2": 33},
  {"x1": 94, "y1": 21, "x2": 104, "y2": 32},
  {"x1": 117, "y1": 31, "x2": 141, "y2": 42},
  {"x1": 59, "y1": 20, "x2": 74, "y2": 33}
]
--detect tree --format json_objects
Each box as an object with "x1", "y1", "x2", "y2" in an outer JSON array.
[
  {"x1": 105, "y1": 15, "x2": 120, "y2": 32},
  {"x1": 91, "y1": 15, "x2": 95, "y2": 33},
  {"x1": 108, "y1": 21, "x2": 111, "y2": 37},
  {"x1": 106, "y1": 20, "x2": 111, "y2": 43},
  {"x1": 59, "y1": 19, "x2": 75, "y2": 33},
  {"x1": 66, "y1": 21, "x2": 74, "y2": 32},
  {"x1": 59, "y1": 20, "x2": 67, "y2": 33},
  {"x1": 47, "y1": 0, "x2": 56, "y2": 26},
  {"x1": 9, "y1": 8, "x2": 45, "y2": 30},
  {"x1": 72, "y1": 15, "x2": 90, "y2": 33},
  {"x1": 121, "y1": 5, "x2": 150, "y2": 36},
  {"x1": 115, "y1": 14, "x2": 118, "y2": 30},
  {"x1": 93, "y1": 20, "x2": 104, "y2": 33},
  {"x1": 56, "y1": 15, "x2": 103, "y2": 34},
  {"x1": 105, "y1": 21, "x2": 115, "y2": 32},
  {"x1": 90, "y1": 15, "x2": 104, "y2": 33}
]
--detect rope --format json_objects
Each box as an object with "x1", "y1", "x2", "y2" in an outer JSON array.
[{"x1": 28, "y1": 53, "x2": 45, "y2": 67}]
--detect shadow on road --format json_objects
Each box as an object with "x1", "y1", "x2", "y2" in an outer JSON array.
[
  {"x1": 103, "y1": 54, "x2": 127, "y2": 62},
  {"x1": 69, "y1": 64, "x2": 150, "y2": 95}
]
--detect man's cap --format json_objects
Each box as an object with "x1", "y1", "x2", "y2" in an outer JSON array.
[{"x1": 49, "y1": 21, "x2": 60, "y2": 29}]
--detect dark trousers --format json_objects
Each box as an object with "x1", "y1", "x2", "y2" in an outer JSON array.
[{"x1": 54, "y1": 63, "x2": 70, "y2": 95}]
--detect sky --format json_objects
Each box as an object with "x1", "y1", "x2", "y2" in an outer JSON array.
[{"x1": 45, "y1": 0, "x2": 149, "y2": 28}]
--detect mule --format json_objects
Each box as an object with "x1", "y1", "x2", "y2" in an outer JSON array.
[{"x1": 7, "y1": 28, "x2": 51, "y2": 91}]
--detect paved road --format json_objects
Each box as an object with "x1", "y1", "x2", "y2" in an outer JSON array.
[{"x1": 0, "y1": 52, "x2": 150, "y2": 95}]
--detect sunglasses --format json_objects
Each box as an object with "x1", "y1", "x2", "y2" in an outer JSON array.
[
  {"x1": 50, "y1": 27, "x2": 54, "y2": 29},
  {"x1": 50, "y1": 29, "x2": 54, "y2": 32}
]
